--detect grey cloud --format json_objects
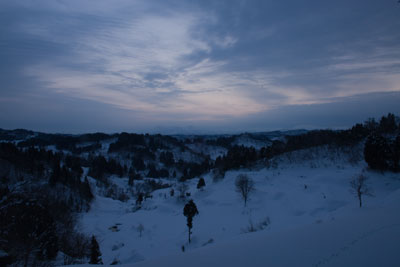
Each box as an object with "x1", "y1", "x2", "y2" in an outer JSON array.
[
  {"x1": 1, "y1": 0, "x2": 400, "y2": 133},
  {"x1": 212, "y1": 91, "x2": 400, "y2": 134}
]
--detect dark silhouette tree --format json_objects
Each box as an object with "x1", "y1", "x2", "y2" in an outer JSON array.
[
  {"x1": 183, "y1": 200, "x2": 199, "y2": 243},
  {"x1": 394, "y1": 134, "x2": 400, "y2": 171},
  {"x1": 197, "y1": 177, "x2": 206, "y2": 190},
  {"x1": 364, "y1": 118, "x2": 378, "y2": 132},
  {"x1": 160, "y1": 151, "x2": 175, "y2": 167},
  {"x1": 364, "y1": 133, "x2": 391, "y2": 171},
  {"x1": 89, "y1": 235, "x2": 102, "y2": 264},
  {"x1": 136, "y1": 193, "x2": 144, "y2": 206},
  {"x1": 132, "y1": 156, "x2": 146, "y2": 171},
  {"x1": 81, "y1": 176, "x2": 93, "y2": 201},
  {"x1": 235, "y1": 174, "x2": 254, "y2": 207},
  {"x1": 379, "y1": 113, "x2": 397, "y2": 133}
]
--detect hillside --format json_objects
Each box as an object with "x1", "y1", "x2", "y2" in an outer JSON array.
[
  {"x1": 74, "y1": 154, "x2": 400, "y2": 266},
  {"x1": 132, "y1": 188, "x2": 400, "y2": 267},
  {"x1": 1, "y1": 114, "x2": 399, "y2": 266}
]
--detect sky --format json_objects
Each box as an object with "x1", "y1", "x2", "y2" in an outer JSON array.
[{"x1": 1, "y1": 0, "x2": 400, "y2": 134}]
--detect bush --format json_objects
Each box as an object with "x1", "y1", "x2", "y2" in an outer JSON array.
[{"x1": 242, "y1": 217, "x2": 271, "y2": 233}]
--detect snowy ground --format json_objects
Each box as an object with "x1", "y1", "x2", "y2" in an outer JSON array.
[{"x1": 75, "y1": 158, "x2": 400, "y2": 266}]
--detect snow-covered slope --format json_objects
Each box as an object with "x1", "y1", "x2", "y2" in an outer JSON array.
[
  {"x1": 132, "y1": 191, "x2": 400, "y2": 267},
  {"x1": 74, "y1": 152, "x2": 400, "y2": 266}
]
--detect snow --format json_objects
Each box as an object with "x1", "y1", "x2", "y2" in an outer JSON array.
[
  {"x1": 131, "y1": 198, "x2": 400, "y2": 267},
  {"x1": 74, "y1": 152, "x2": 400, "y2": 266}
]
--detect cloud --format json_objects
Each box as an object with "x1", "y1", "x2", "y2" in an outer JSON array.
[
  {"x1": 19, "y1": 5, "x2": 268, "y2": 119},
  {"x1": 215, "y1": 91, "x2": 400, "y2": 133},
  {"x1": 1, "y1": 0, "x2": 400, "y2": 133}
]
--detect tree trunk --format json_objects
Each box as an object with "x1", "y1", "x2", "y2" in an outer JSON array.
[
  {"x1": 188, "y1": 227, "x2": 191, "y2": 243},
  {"x1": 358, "y1": 194, "x2": 362, "y2": 208}
]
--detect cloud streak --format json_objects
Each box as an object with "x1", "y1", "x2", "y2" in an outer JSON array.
[{"x1": 1, "y1": 0, "x2": 400, "y2": 133}]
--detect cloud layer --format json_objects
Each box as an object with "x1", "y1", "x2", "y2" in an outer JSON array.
[{"x1": 1, "y1": 0, "x2": 400, "y2": 133}]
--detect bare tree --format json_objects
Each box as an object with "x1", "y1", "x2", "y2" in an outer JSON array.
[
  {"x1": 235, "y1": 174, "x2": 254, "y2": 207},
  {"x1": 350, "y1": 173, "x2": 373, "y2": 208}
]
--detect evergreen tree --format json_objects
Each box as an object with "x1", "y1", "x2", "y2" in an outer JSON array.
[
  {"x1": 82, "y1": 177, "x2": 94, "y2": 201},
  {"x1": 364, "y1": 134, "x2": 391, "y2": 171},
  {"x1": 379, "y1": 113, "x2": 397, "y2": 133},
  {"x1": 197, "y1": 177, "x2": 206, "y2": 190},
  {"x1": 394, "y1": 134, "x2": 400, "y2": 171},
  {"x1": 128, "y1": 170, "x2": 136, "y2": 186},
  {"x1": 183, "y1": 200, "x2": 199, "y2": 243},
  {"x1": 364, "y1": 118, "x2": 378, "y2": 132},
  {"x1": 89, "y1": 235, "x2": 102, "y2": 265},
  {"x1": 160, "y1": 151, "x2": 175, "y2": 166},
  {"x1": 49, "y1": 162, "x2": 61, "y2": 186},
  {"x1": 136, "y1": 193, "x2": 144, "y2": 206},
  {"x1": 132, "y1": 156, "x2": 145, "y2": 171}
]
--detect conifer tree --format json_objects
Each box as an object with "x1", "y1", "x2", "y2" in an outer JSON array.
[
  {"x1": 197, "y1": 177, "x2": 206, "y2": 190},
  {"x1": 89, "y1": 235, "x2": 102, "y2": 265},
  {"x1": 183, "y1": 200, "x2": 199, "y2": 243},
  {"x1": 364, "y1": 134, "x2": 391, "y2": 171}
]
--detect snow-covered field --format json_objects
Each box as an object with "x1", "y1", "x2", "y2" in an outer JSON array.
[{"x1": 75, "y1": 154, "x2": 400, "y2": 266}]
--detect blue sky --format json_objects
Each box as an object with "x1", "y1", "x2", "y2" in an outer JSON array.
[{"x1": 1, "y1": 0, "x2": 400, "y2": 134}]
